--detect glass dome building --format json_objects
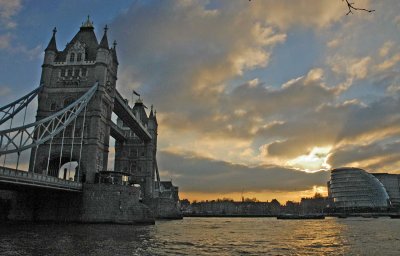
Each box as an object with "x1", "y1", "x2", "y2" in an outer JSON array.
[{"x1": 328, "y1": 167, "x2": 390, "y2": 210}]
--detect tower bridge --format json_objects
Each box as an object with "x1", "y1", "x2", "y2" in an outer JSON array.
[{"x1": 0, "y1": 18, "x2": 181, "y2": 223}]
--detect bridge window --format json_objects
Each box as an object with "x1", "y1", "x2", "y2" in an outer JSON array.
[
  {"x1": 69, "y1": 53, "x2": 75, "y2": 62},
  {"x1": 61, "y1": 69, "x2": 66, "y2": 77},
  {"x1": 81, "y1": 68, "x2": 87, "y2": 77},
  {"x1": 77, "y1": 53, "x2": 82, "y2": 62},
  {"x1": 67, "y1": 69, "x2": 73, "y2": 77},
  {"x1": 50, "y1": 102, "x2": 56, "y2": 111},
  {"x1": 74, "y1": 69, "x2": 79, "y2": 77}
]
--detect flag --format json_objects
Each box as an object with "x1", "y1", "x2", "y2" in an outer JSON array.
[{"x1": 133, "y1": 90, "x2": 140, "y2": 97}]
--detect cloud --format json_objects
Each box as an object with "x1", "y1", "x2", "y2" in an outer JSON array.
[
  {"x1": 249, "y1": 0, "x2": 363, "y2": 29},
  {"x1": 328, "y1": 55, "x2": 372, "y2": 80},
  {"x1": 112, "y1": 0, "x2": 286, "y2": 106},
  {"x1": 106, "y1": 0, "x2": 400, "y2": 184},
  {"x1": 328, "y1": 139, "x2": 400, "y2": 172},
  {"x1": 0, "y1": 85, "x2": 10, "y2": 96},
  {"x1": 158, "y1": 150, "x2": 330, "y2": 193},
  {"x1": 0, "y1": 0, "x2": 22, "y2": 29},
  {"x1": 0, "y1": 33, "x2": 11, "y2": 49}
]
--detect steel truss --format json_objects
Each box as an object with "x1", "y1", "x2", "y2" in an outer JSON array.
[
  {"x1": 0, "y1": 86, "x2": 41, "y2": 126},
  {"x1": 0, "y1": 83, "x2": 98, "y2": 155}
]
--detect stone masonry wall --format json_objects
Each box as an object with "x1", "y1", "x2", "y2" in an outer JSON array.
[
  {"x1": 81, "y1": 184, "x2": 154, "y2": 224},
  {"x1": 146, "y1": 197, "x2": 182, "y2": 219}
]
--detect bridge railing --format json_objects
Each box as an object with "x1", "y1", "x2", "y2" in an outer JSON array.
[{"x1": 0, "y1": 167, "x2": 82, "y2": 191}]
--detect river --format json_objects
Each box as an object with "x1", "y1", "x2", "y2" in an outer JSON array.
[{"x1": 1, "y1": 217, "x2": 399, "y2": 255}]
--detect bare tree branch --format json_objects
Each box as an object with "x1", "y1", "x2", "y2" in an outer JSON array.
[{"x1": 343, "y1": 0, "x2": 375, "y2": 15}]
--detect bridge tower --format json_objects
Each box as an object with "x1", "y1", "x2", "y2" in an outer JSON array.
[
  {"x1": 29, "y1": 18, "x2": 118, "y2": 183},
  {"x1": 115, "y1": 101, "x2": 159, "y2": 200}
]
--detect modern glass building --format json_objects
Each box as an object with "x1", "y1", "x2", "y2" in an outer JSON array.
[
  {"x1": 328, "y1": 167, "x2": 390, "y2": 210},
  {"x1": 372, "y1": 173, "x2": 400, "y2": 208}
]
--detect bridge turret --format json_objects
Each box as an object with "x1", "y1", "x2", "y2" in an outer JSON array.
[
  {"x1": 95, "y1": 25, "x2": 110, "y2": 66},
  {"x1": 44, "y1": 27, "x2": 57, "y2": 64},
  {"x1": 41, "y1": 27, "x2": 58, "y2": 86},
  {"x1": 147, "y1": 105, "x2": 158, "y2": 133},
  {"x1": 31, "y1": 17, "x2": 119, "y2": 184},
  {"x1": 99, "y1": 25, "x2": 109, "y2": 49},
  {"x1": 132, "y1": 98, "x2": 148, "y2": 125}
]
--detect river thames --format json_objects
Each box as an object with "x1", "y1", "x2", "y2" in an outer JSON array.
[{"x1": 1, "y1": 217, "x2": 399, "y2": 255}]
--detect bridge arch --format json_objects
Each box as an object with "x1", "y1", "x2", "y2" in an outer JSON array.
[{"x1": 34, "y1": 152, "x2": 86, "y2": 182}]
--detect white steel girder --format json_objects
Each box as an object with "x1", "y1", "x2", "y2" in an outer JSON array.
[{"x1": 0, "y1": 83, "x2": 98, "y2": 155}]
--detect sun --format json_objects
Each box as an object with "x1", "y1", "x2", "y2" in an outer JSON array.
[{"x1": 286, "y1": 146, "x2": 332, "y2": 172}]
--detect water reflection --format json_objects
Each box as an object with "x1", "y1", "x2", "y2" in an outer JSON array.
[{"x1": 0, "y1": 218, "x2": 400, "y2": 255}]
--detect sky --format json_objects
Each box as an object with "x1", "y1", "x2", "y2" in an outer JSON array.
[{"x1": 1, "y1": 0, "x2": 400, "y2": 203}]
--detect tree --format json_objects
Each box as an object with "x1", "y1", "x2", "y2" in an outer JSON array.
[{"x1": 343, "y1": 0, "x2": 375, "y2": 15}]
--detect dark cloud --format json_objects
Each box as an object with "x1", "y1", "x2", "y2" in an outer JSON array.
[
  {"x1": 158, "y1": 150, "x2": 330, "y2": 193},
  {"x1": 328, "y1": 139, "x2": 400, "y2": 171}
]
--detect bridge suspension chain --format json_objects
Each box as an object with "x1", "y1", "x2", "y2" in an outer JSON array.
[
  {"x1": 0, "y1": 86, "x2": 41, "y2": 126},
  {"x1": 0, "y1": 83, "x2": 98, "y2": 155}
]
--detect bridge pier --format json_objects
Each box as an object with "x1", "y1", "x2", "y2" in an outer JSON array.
[{"x1": 0, "y1": 184, "x2": 154, "y2": 224}]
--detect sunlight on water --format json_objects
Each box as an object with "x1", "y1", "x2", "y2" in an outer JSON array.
[{"x1": 1, "y1": 218, "x2": 400, "y2": 255}]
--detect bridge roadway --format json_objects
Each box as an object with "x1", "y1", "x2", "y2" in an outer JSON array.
[
  {"x1": 0, "y1": 167, "x2": 82, "y2": 192},
  {"x1": 113, "y1": 91, "x2": 152, "y2": 142}
]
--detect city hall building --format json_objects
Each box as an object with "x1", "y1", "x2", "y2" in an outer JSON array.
[{"x1": 328, "y1": 167, "x2": 400, "y2": 211}]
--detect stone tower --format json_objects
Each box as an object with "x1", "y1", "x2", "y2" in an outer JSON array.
[
  {"x1": 29, "y1": 18, "x2": 118, "y2": 183},
  {"x1": 114, "y1": 100, "x2": 158, "y2": 200}
]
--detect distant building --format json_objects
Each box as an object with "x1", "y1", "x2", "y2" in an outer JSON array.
[
  {"x1": 300, "y1": 196, "x2": 332, "y2": 214},
  {"x1": 371, "y1": 173, "x2": 400, "y2": 208},
  {"x1": 157, "y1": 181, "x2": 180, "y2": 201},
  {"x1": 188, "y1": 199, "x2": 282, "y2": 215},
  {"x1": 328, "y1": 167, "x2": 391, "y2": 211}
]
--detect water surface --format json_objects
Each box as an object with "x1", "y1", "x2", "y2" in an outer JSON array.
[{"x1": 1, "y1": 217, "x2": 399, "y2": 255}]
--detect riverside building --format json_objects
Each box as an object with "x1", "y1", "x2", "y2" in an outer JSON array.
[{"x1": 328, "y1": 167, "x2": 392, "y2": 212}]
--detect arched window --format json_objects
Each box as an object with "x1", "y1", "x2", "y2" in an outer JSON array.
[
  {"x1": 77, "y1": 53, "x2": 82, "y2": 62},
  {"x1": 50, "y1": 102, "x2": 56, "y2": 111},
  {"x1": 69, "y1": 53, "x2": 75, "y2": 62}
]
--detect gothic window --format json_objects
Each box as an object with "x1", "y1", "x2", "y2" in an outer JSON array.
[
  {"x1": 61, "y1": 69, "x2": 66, "y2": 77},
  {"x1": 50, "y1": 102, "x2": 56, "y2": 111},
  {"x1": 74, "y1": 69, "x2": 79, "y2": 77},
  {"x1": 77, "y1": 53, "x2": 82, "y2": 62},
  {"x1": 67, "y1": 69, "x2": 73, "y2": 77},
  {"x1": 70, "y1": 53, "x2": 75, "y2": 62}
]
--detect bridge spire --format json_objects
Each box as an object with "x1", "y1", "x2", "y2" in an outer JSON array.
[
  {"x1": 45, "y1": 27, "x2": 57, "y2": 52},
  {"x1": 99, "y1": 24, "x2": 109, "y2": 49},
  {"x1": 81, "y1": 15, "x2": 94, "y2": 29}
]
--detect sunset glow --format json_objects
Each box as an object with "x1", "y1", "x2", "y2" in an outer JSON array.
[{"x1": 1, "y1": 0, "x2": 400, "y2": 203}]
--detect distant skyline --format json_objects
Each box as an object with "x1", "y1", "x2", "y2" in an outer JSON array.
[{"x1": 1, "y1": 0, "x2": 400, "y2": 202}]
